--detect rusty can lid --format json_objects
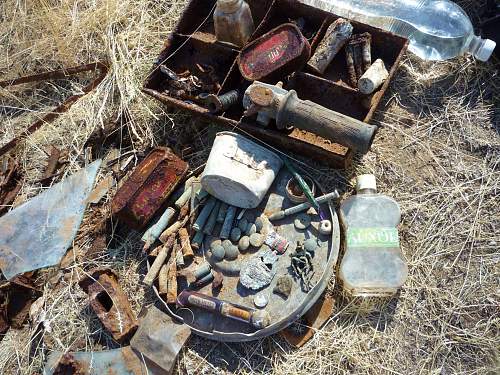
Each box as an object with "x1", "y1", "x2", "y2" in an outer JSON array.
[{"x1": 238, "y1": 23, "x2": 310, "y2": 81}]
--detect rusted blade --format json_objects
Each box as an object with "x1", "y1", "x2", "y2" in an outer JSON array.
[
  {"x1": 280, "y1": 293, "x2": 334, "y2": 347},
  {"x1": 0, "y1": 160, "x2": 101, "y2": 279}
]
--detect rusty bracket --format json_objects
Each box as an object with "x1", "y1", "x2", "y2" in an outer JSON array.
[
  {"x1": 79, "y1": 267, "x2": 138, "y2": 343},
  {"x1": 0, "y1": 62, "x2": 108, "y2": 157}
]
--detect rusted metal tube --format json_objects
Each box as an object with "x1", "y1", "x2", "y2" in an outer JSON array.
[
  {"x1": 193, "y1": 196, "x2": 217, "y2": 232},
  {"x1": 217, "y1": 202, "x2": 229, "y2": 223},
  {"x1": 345, "y1": 33, "x2": 372, "y2": 86},
  {"x1": 178, "y1": 227, "x2": 194, "y2": 260},
  {"x1": 358, "y1": 59, "x2": 389, "y2": 94},
  {"x1": 142, "y1": 207, "x2": 176, "y2": 251},
  {"x1": 203, "y1": 200, "x2": 221, "y2": 235},
  {"x1": 220, "y1": 205, "x2": 237, "y2": 239},
  {"x1": 205, "y1": 90, "x2": 239, "y2": 114},
  {"x1": 159, "y1": 216, "x2": 188, "y2": 243},
  {"x1": 307, "y1": 18, "x2": 353, "y2": 74},
  {"x1": 144, "y1": 236, "x2": 174, "y2": 286}
]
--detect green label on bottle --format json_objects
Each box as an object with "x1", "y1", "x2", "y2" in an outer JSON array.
[{"x1": 346, "y1": 227, "x2": 399, "y2": 248}]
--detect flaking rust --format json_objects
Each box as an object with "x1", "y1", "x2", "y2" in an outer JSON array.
[
  {"x1": 346, "y1": 32, "x2": 372, "y2": 87},
  {"x1": 111, "y1": 147, "x2": 188, "y2": 229},
  {"x1": 79, "y1": 268, "x2": 138, "y2": 342}
]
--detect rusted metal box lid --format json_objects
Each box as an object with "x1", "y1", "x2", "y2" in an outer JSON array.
[
  {"x1": 238, "y1": 23, "x2": 310, "y2": 81},
  {"x1": 111, "y1": 147, "x2": 188, "y2": 229}
]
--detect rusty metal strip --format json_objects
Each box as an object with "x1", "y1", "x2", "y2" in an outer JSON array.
[
  {"x1": 280, "y1": 292, "x2": 334, "y2": 347},
  {"x1": 0, "y1": 62, "x2": 108, "y2": 157}
]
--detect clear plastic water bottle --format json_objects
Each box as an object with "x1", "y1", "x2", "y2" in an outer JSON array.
[
  {"x1": 299, "y1": 0, "x2": 496, "y2": 61},
  {"x1": 339, "y1": 175, "x2": 408, "y2": 297}
]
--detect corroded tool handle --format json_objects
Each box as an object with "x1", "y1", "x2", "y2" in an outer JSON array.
[{"x1": 276, "y1": 90, "x2": 376, "y2": 153}]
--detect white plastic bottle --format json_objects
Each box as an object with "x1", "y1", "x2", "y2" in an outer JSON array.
[
  {"x1": 339, "y1": 175, "x2": 408, "y2": 297},
  {"x1": 214, "y1": 0, "x2": 255, "y2": 48},
  {"x1": 299, "y1": 0, "x2": 496, "y2": 61}
]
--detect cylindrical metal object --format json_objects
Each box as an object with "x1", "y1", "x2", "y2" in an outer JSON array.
[
  {"x1": 307, "y1": 18, "x2": 353, "y2": 74},
  {"x1": 216, "y1": 202, "x2": 229, "y2": 223},
  {"x1": 179, "y1": 228, "x2": 194, "y2": 259},
  {"x1": 345, "y1": 33, "x2": 372, "y2": 86},
  {"x1": 206, "y1": 90, "x2": 239, "y2": 114},
  {"x1": 268, "y1": 191, "x2": 340, "y2": 221},
  {"x1": 159, "y1": 216, "x2": 188, "y2": 243},
  {"x1": 203, "y1": 200, "x2": 222, "y2": 235},
  {"x1": 193, "y1": 262, "x2": 212, "y2": 280},
  {"x1": 176, "y1": 290, "x2": 271, "y2": 329},
  {"x1": 276, "y1": 90, "x2": 377, "y2": 153},
  {"x1": 193, "y1": 196, "x2": 217, "y2": 232},
  {"x1": 189, "y1": 272, "x2": 214, "y2": 289},
  {"x1": 191, "y1": 230, "x2": 205, "y2": 250},
  {"x1": 358, "y1": 59, "x2": 389, "y2": 95},
  {"x1": 220, "y1": 205, "x2": 237, "y2": 239},
  {"x1": 141, "y1": 207, "x2": 176, "y2": 251},
  {"x1": 175, "y1": 185, "x2": 193, "y2": 209},
  {"x1": 143, "y1": 235, "x2": 174, "y2": 286}
]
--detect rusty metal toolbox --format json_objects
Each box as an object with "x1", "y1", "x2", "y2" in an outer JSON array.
[{"x1": 143, "y1": 0, "x2": 408, "y2": 168}]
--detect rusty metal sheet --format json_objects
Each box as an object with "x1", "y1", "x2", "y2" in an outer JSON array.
[
  {"x1": 238, "y1": 23, "x2": 310, "y2": 81},
  {"x1": 0, "y1": 160, "x2": 101, "y2": 280},
  {"x1": 279, "y1": 292, "x2": 334, "y2": 347},
  {"x1": 0, "y1": 62, "x2": 108, "y2": 157},
  {"x1": 130, "y1": 306, "x2": 191, "y2": 373},
  {"x1": 111, "y1": 147, "x2": 188, "y2": 229},
  {"x1": 43, "y1": 347, "x2": 163, "y2": 375},
  {"x1": 79, "y1": 268, "x2": 138, "y2": 342}
]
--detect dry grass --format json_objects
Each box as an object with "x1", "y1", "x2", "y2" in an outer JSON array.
[{"x1": 0, "y1": 0, "x2": 498, "y2": 374}]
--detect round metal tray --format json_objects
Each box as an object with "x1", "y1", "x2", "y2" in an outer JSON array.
[{"x1": 151, "y1": 170, "x2": 340, "y2": 341}]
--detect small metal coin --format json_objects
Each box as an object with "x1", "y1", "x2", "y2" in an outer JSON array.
[
  {"x1": 253, "y1": 293, "x2": 268, "y2": 308},
  {"x1": 238, "y1": 218, "x2": 248, "y2": 232},
  {"x1": 212, "y1": 245, "x2": 225, "y2": 261},
  {"x1": 294, "y1": 213, "x2": 311, "y2": 230},
  {"x1": 245, "y1": 222, "x2": 257, "y2": 236},
  {"x1": 230, "y1": 227, "x2": 242, "y2": 242},
  {"x1": 238, "y1": 236, "x2": 250, "y2": 252},
  {"x1": 225, "y1": 245, "x2": 239, "y2": 261},
  {"x1": 304, "y1": 238, "x2": 318, "y2": 253},
  {"x1": 255, "y1": 217, "x2": 264, "y2": 232},
  {"x1": 249, "y1": 233, "x2": 264, "y2": 247}
]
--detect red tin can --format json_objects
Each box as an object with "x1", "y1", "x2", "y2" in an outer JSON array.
[
  {"x1": 111, "y1": 147, "x2": 189, "y2": 229},
  {"x1": 238, "y1": 23, "x2": 311, "y2": 81}
]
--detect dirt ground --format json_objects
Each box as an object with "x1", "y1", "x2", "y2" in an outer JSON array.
[{"x1": 0, "y1": 0, "x2": 498, "y2": 374}]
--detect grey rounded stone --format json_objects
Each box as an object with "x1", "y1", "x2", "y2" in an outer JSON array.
[
  {"x1": 294, "y1": 213, "x2": 311, "y2": 230},
  {"x1": 249, "y1": 233, "x2": 264, "y2": 247},
  {"x1": 238, "y1": 236, "x2": 250, "y2": 252},
  {"x1": 222, "y1": 239, "x2": 233, "y2": 250},
  {"x1": 212, "y1": 245, "x2": 225, "y2": 261},
  {"x1": 245, "y1": 222, "x2": 257, "y2": 236},
  {"x1": 238, "y1": 218, "x2": 248, "y2": 232},
  {"x1": 253, "y1": 293, "x2": 268, "y2": 308},
  {"x1": 230, "y1": 227, "x2": 242, "y2": 242},
  {"x1": 255, "y1": 217, "x2": 264, "y2": 232},
  {"x1": 304, "y1": 238, "x2": 318, "y2": 253},
  {"x1": 210, "y1": 239, "x2": 222, "y2": 251},
  {"x1": 225, "y1": 245, "x2": 239, "y2": 261}
]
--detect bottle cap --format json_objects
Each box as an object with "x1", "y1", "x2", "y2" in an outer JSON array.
[
  {"x1": 356, "y1": 174, "x2": 376, "y2": 192},
  {"x1": 475, "y1": 39, "x2": 496, "y2": 62}
]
